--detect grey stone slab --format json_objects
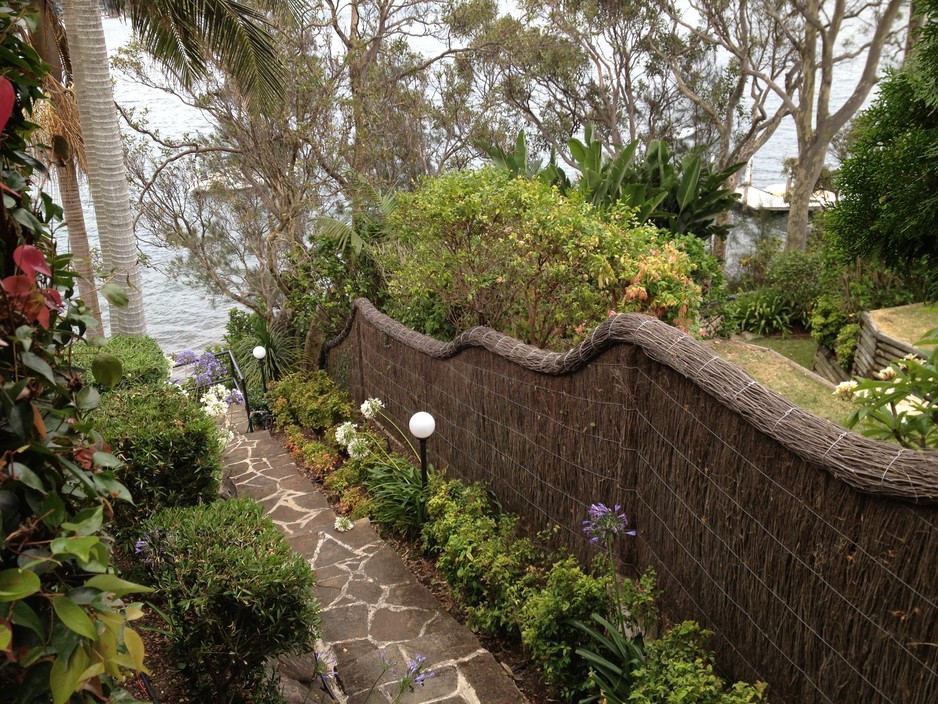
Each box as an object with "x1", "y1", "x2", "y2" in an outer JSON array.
[{"x1": 321, "y1": 603, "x2": 371, "y2": 641}]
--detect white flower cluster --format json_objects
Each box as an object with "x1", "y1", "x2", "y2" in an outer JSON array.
[
  {"x1": 335, "y1": 421, "x2": 357, "y2": 446},
  {"x1": 334, "y1": 516, "x2": 354, "y2": 532},
  {"x1": 873, "y1": 366, "x2": 898, "y2": 381},
  {"x1": 334, "y1": 421, "x2": 372, "y2": 460},
  {"x1": 833, "y1": 380, "x2": 858, "y2": 398},
  {"x1": 360, "y1": 397, "x2": 384, "y2": 420},
  {"x1": 201, "y1": 384, "x2": 230, "y2": 417},
  {"x1": 347, "y1": 437, "x2": 369, "y2": 460}
]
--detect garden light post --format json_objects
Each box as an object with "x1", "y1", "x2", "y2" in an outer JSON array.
[
  {"x1": 253, "y1": 345, "x2": 267, "y2": 394},
  {"x1": 409, "y1": 411, "x2": 435, "y2": 488}
]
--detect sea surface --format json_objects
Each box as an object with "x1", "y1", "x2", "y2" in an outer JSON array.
[{"x1": 56, "y1": 17, "x2": 872, "y2": 352}]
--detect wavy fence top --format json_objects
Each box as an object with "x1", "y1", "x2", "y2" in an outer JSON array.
[{"x1": 327, "y1": 299, "x2": 938, "y2": 503}]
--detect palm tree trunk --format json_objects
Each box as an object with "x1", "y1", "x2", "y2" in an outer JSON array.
[
  {"x1": 58, "y1": 158, "x2": 104, "y2": 337},
  {"x1": 60, "y1": 0, "x2": 146, "y2": 335}
]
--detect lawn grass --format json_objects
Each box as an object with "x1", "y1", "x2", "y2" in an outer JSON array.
[
  {"x1": 870, "y1": 303, "x2": 938, "y2": 350},
  {"x1": 744, "y1": 333, "x2": 817, "y2": 369},
  {"x1": 706, "y1": 338, "x2": 855, "y2": 426}
]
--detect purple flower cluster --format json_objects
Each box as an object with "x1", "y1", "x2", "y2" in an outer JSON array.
[
  {"x1": 315, "y1": 651, "x2": 337, "y2": 681},
  {"x1": 583, "y1": 503, "x2": 637, "y2": 545},
  {"x1": 194, "y1": 353, "x2": 227, "y2": 387},
  {"x1": 134, "y1": 530, "x2": 161, "y2": 564},
  {"x1": 173, "y1": 349, "x2": 198, "y2": 366},
  {"x1": 225, "y1": 388, "x2": 244, "y2": 405},
  {"x1": 172, "y1": 350, "x2": 230, "y2": 388},
  {"x1": 405, "y1": 654, "x2": 434, "y2": 687}
]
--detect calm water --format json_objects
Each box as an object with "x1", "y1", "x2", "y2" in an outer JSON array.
[{"x1": 57, "y1": 17, "x2": 870, "y2": 352}]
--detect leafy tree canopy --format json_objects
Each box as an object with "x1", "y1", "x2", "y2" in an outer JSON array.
[{"x1": 826, "y1": 3, "x2": 938, "y2": 276}]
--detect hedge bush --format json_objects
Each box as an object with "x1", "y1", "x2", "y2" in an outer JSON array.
[
  {"x1": 379, "y1": 168, "x2": 703, "y2": 349},
  {"x1": 94, "y1": 383, "x2": 222, "y2": 525},
  {"x1": 138, "y1": 498, "x2": 320, "y2": 702},
  {"x1": 72, "y1": 334, "x2": 169, "y2": 387},
  {"x1": 520, "y1": 556, "x2": 612, "y2": 700},
  {"x1": 269, "y1": 370, "x2": 353, "y2": 433}
]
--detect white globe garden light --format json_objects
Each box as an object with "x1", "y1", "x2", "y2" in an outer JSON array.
[
  {"x1": 409, "y1": 411, "x2": 436, "y2": 439},
  {"x1": 253, "y1": 345, "x2": 268, "y2": 394},
  {"x1": 409, "y1": 411, "x2": 436, "y2": 487}
]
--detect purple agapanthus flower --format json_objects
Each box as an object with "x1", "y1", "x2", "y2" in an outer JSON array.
[
  {"x1": 225, "y1": 389, "x2": 244, "y2": 405},
  {"x1": 173, "y1": 349, "x2": 198, "y2": 366},
  {"x1": 583, "y1": 503, "x2": 637, "y2": 545},
  {"x1": 404, "y1": 654, "x2": 434, "y2": 688},
  {"x1": 193, "y1": 352, "x2": 227, "y2": 388}
]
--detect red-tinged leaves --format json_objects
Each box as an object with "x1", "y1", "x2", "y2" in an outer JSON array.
[
  {"x1": 2, "y1": 273, "x2": 59, "y2": 330},
  {"x1": 0, "y1": 77, "x2": 13, "y2": 136},
  {"x1": 13, "y1": 245, "x2": 51, "y2": 281},
  {"x1": 2, "y1": 274, "x2": 33, "y2": 295}
]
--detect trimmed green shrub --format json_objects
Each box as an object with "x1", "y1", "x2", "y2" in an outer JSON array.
[
  {"x1": 72, "y1": 335, "x2": 169, "y2": 387},
  {"x1": 834, "y1": 322, "x2": 862, "y2": 370},
  {"x1": 520, "y1": 556, "x2": 612, "y2": 700},
  {"x1": 138, "y1": 498, "x2": 320, "y2": 702},
  {"x1": 269, "y1": 370, "x2": 353, "y2": 433},
  {"x1": 95, "y1": 384, "x2": 223, "y2": 525},
  {"x1": 629, "y1": 621, "x2": 765, "y2": 703},
  {"x1": 809, "y1": 293, "x2": 851, "y2": 349},
  {"x1": 765, "y1": 249, "x2": 823, "y2": 327}
]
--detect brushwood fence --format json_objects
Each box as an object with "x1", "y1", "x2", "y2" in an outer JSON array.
[{"x1": 324, "y1": 299, "x2": 938, "y2": 704}]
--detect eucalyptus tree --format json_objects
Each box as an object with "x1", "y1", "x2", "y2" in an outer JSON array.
[
  {"x1": 482, "y1": 0, "x2": 711, "y2": 165},
  {"x1": 658, "y1": 0, "x2": 907, "y2": 251},
  {"x1": 118, "y1": 0, "x2": 507, "y2": 328},
  {"x1": 58, "y1": 0, "x2": 293, "y2": 335}
]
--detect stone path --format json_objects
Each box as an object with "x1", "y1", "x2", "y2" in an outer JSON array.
[{"x1": 221, "y1": 410, "x2": 526, "y2": 704}]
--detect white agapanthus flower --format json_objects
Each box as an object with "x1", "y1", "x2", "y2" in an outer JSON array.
[
  {"x1": 334, "y1": 516, "x2": 354, "y2": 532},
  {"x1": 335, "y1": 421, "x2": 357, "y2": 448},
  {"x1": 360, "y1": 397, "x2": 385, "y2": 420},
  {"x1": 201, "y1": 384, "x2": 229, "y2": 417},
  {"x1": 347, "y1": 437, "x2": 369, "y2": 460}
]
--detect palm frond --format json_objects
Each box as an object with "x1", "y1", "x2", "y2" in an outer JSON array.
[{"x1": 126, "y1": 0, "x2": 290, "y2": 109}]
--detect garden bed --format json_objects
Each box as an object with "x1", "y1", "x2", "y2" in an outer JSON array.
[
  {"x1": 869, "y1": 302, "x2": 938, "y2": 349},
  {"x1": 705, "y1": 336, "x2": 854, "y2": 425}
]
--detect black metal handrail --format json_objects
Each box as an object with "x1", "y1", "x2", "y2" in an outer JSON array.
[{"x1": 170, "y1": 349, "x2": 255, "y2": 433}]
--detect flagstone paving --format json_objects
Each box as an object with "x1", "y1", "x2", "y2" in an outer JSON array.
[{"x1": 222, "y1": 408, "x2": 526, "y2": 704}]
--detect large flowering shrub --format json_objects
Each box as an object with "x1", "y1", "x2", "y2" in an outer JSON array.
[{"x1": 379, "y1": 168, "x2": 703, "y2": 350}]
